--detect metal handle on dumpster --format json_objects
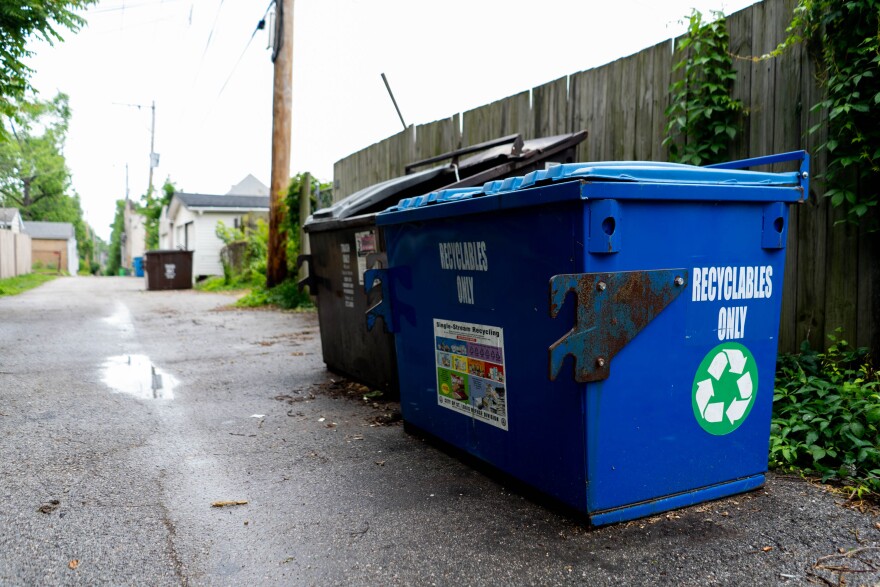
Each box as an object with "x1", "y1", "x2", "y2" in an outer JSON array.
[
  {"x1": 365, "y1": 268, "x2": 397, "y2": 333},
  {"x1": 705, "y1": 150, "x2": 810, "y2": 199},
  {"x1": 295, "y1": 254, "x2": 316, "y2": 292},
  {"x1": 548, "y1": 270, "x2": 688, "y2": 382}
]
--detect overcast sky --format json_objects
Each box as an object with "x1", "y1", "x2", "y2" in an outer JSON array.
[{"x1": 26, "y1": 0, "x2": 757, "y2": 241}]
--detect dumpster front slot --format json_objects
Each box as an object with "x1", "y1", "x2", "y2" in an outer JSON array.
[
  {"x1": 365, "y1": 267, "x2": 397, "y2": 333},
  {"x1": 549, "y1": 270, "x2": 688, "y2": 382}
]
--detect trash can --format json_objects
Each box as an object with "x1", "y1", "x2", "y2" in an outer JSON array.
[
  {"x1": 133, "y1": 256, "x2": 144, "y2": 277},
  {"x1": 144, "y1": 250, "x2": 194, "y2": 291},
  {"x1": 303, "y1": 132, "x2": 587, "y2": 395},
  {"x1": 368, "y1": 151, "x2": 809, "y2": 525}
]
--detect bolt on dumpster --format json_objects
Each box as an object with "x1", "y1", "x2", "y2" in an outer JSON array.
[{"x1": 366, "y1": 151, "x2": 810, "y2": 526}]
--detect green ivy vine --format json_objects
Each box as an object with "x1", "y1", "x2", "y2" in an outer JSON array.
[
  {"x1": 663, "y1": 10, "x2": 744, "y2": 166},
  {"x1": 790, "y1": 0, "x2": 879, "y2": 225}
]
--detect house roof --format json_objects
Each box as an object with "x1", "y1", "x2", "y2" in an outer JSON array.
[
  {"x1": 226, "y1": 174, "x2": 269, "y2": 196},
  {"x1": 175, "y1": 192, "x2": 270, "y2": 210},
  {"x1": 23, "y1": 221, "x2": 75, "y2": 240},
  {"x1": 0, "y1": 208, "x2": 22, "y2": 223}
]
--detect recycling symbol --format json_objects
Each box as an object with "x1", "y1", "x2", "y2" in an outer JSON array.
[{"x1": 691, "y1": 342, "x2": 758, "y2": 435}]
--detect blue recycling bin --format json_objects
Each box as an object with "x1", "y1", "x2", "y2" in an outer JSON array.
[
  {"x1": 133, "y1": 256, "x2": 144, "y2": 277},
  {"x1": 366, "y1": 151, "x2": 809, "y2": 525}
]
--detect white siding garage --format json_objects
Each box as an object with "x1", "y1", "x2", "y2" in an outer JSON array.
[{"x1": 162, "y1": 176, "x2": 270, "y2": 280}]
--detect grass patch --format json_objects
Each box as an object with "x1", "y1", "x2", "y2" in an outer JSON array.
[
  {"x1": 235, "y1": 279, "x2": 314, "y2": 310},
  {"x1": 194, "y1": 275, "x2": 254, "y2": 293},
  {"x1": 771, "y1": 331, "x2": 880, "y2": 501},
  {"x1": 0, "y1": 273, "x2": 57, "y2": 296}
]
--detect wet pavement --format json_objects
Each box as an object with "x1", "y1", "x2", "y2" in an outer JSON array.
[{"x1": 0, "y1": 277, "x2": 878, "y2": 586}]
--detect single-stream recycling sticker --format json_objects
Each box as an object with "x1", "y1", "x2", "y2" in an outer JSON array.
[{"x1": 692, "y1": 342, "x2": 758, "y2": 435}]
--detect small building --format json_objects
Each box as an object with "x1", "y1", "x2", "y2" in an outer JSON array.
[
  {"x1": 24, "y1": 221, "x2": 78, "y2": 275},
  {"x1": 122, "y1": 200, "x2": 147, "y2": 272},
  {"x1": 159, "y1": 175, "x2": 269, "y2": 280},
  {"x1": 0, "y1": 208, "x2": 25, "y2": 233}
]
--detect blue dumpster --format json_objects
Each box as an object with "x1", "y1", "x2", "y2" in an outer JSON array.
[
  {"x1": 367, "y1": 151, "x2": 809, "y2": 525},
  {"x1": 133, "y1": 256, "x2": 144, "y2": 277}
]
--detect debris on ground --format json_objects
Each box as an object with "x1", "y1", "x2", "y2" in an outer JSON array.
[
  {"x1": 807, "y1": 546, "x2": 880, "y2": 585},
  {"x1": 274, "y1": 392, "x2": 316, "y2": 404},
  {"x1": 211, "y1": 500, "x2": 248, "y2": 508},
  {"x1": 369, "y1": 411, "x2": 402, "y2": 426},
  {"x1": 68, "y1": 560, "x2": 79, "y2": 570},
  {"x1": 37, "y1": 500, "x2": 60, "y2": 514}
]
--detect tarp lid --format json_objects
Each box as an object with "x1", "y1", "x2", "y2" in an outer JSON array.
[{"x1": 381, "y1": 159, "x2": 804, "y2": 214}]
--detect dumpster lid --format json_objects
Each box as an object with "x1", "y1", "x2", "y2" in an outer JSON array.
[
  {"x1": 380, "y1": 154, "x2": 808, "y2": 217},
  {"x1": 310, "y1": 131, "x2": 588, "y2": 226},
  {"x1": 309, "y1": 166, "x2": 447, "y2": 222},
  {"x1": 145, "y1": 249, "x2": 193, "y2": 255}
]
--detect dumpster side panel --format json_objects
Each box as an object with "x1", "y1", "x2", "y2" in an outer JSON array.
[
  {"x1": 580, "y1": 198, "x2": 788, "y2": 513},
  {"x1": 308, "y1": 229, "x2": 398, "y2": 393},
  {"x1": 384, "y1": 203, "x2": 589, "y2": 511}
]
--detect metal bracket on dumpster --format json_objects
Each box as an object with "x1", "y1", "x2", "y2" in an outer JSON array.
[
  {"x1": 549, "y1": 270, "x2": 688, "y2": 382},
  {"x1": 295, "y1": 254, "x2": 316, "y2": 292},
  {"x1": 365, "y1": 268, "x2": 397, "y2": 333}
]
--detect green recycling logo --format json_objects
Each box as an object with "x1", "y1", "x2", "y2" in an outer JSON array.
[{"x1": 692, "y1": 342, "x2": 758, "y2": 435}]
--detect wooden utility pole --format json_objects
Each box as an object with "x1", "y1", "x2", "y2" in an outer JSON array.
[{"x1": 267, "y1": 0, "x2": 294, "y2": 287}]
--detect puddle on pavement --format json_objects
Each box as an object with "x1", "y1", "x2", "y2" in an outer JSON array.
[
  {"x1": 101, "y1": 354, "x2": 177, "y2": 400},
  {"x1": 102, "y1": 303, "x2": 135, "y2": 336}
]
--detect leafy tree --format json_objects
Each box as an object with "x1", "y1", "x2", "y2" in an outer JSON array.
[
  {"x1": 284, "y1": 172, "x2": 330, "y2": 271},
  {"x1": 105, "y1": 199, "x2": 124, "y2": 275},
  {"x1": 0, "y1": 0, "x2": 95, "y2": 119},
  {"x1": 139, "y1": 178, "x2": 175, "y2": 250},
  {"x1": 0, "y1": 92, "x2": 94, "y2": 267},
  {"x1": 0, "y1": 92, "x2": 72, "y2": 213}
]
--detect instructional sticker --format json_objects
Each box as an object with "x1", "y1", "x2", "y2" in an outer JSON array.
[
  {"x1": 354, "y1": 230, "x2": 376, "y2": 285},
  {"x1": 692, "y1": 342, "x2": 758, "y2": 435},
  {"x1": 340, "y1": 243, "x2": 354, "y2": 308},
  {"x1": 434, "y1": 319, "x2": 508, "y2": 430}
]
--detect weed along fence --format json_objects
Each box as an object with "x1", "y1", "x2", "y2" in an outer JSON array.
[
  {"x1": 0, "y1": 231, "x2": 32, "y2": 279},
  {"x1": 332, "y1": 0, "x2": 878, "y2": 356}
]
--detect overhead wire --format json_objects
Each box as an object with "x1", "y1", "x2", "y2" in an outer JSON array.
[
  {"x1": 215, "y1": 1, "x2": 274, "y2": 100},
  {"x1": 87, "y1": 0, "x2": 185, "y2": 15},
  {"x1": 191, "y1": 0, "x2": 227, "y2": 86}
]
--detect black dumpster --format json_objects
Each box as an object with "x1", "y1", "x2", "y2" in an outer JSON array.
[
  {"x1": 144, "y1": 250, "x2": 194, "y2": 291},
  {"x1": 301, "y1": 131, "x2": 587, "y2": 395}
]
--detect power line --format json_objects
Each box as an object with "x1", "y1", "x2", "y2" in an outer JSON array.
[
  {"x1": 191, "y1": 0, "x2": 226, "y2": 85},
  {"x1": 87, "y1": 0, "x2": 185, "y2": 15},
  {"x1": 215, "y1": 2, "x2": 274, "y2": 99}
]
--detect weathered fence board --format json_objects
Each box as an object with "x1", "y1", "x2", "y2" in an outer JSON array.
[
  {"x1": 650, "y1": 41, "x2": 672, "y2": 161},
  {"x1": 0, "y1": 230, "x2": 14, "y2": 278},
  {"x1": 330, "y1": 0, "x2": 876, "y2": 354},
  {"x1": 533, "y1": 76, "x2": 569, "y2": 139},
  {"x1": 14, "y1": 233, "x2": 30, "y2": 276},
  {"x1": 415, "y1": 116, "x2": 460, "y2": 164},
  {"x1": 0, "y1": 231, "x2": 31, "y2": 278}
]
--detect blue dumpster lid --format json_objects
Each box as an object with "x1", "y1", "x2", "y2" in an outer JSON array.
[{"x1": 377, "y1": 153, "x2": 809, "y2": 223}]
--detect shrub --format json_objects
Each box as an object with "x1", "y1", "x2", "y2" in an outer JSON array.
[{"x1": 771, "y1": 331, "x2": 880, "y2": 499}]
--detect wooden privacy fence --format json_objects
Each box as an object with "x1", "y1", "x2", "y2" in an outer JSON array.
[
  {"x1": 0, "y1": 231, "x2": 32, "y2": 279},
  {"x1": 332, "y1": 0, "x2": 878, "y2": 356}
]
